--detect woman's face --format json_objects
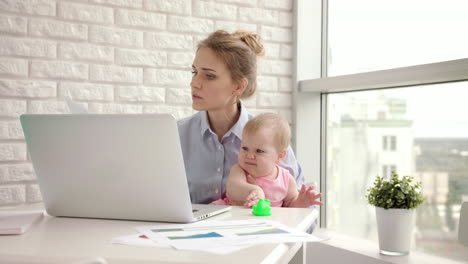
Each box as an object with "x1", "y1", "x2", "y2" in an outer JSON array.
[{"x1": 191, "y1": 47, "x2": 240, "y2": 112}]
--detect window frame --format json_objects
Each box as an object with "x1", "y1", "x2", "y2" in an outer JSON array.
[
  {"x1": 298, "y1": 58, "x2": 468, "y2": 227},
  {"x1": 294, "y1": 0, "x2": 468, "y2": 228}
]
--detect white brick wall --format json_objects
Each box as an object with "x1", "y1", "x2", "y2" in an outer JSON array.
[
  {"x1": 0, "y1": 14, "x2": 27, "y2": 35},
  {"x1": 0, "y1": 58, "x2": 28, "y2": 77},
  {"x1": 31, "y1": 60, "x2": 89, "y2": 80},
  {"x1": 59, "y1": 42, "x2": 113, "y2": 62},
  {"x1": 0, "y1": 0, "x2": 56, "y2": 16},
  {"x1": 29, "y1": 19, "x2": 88, "y2": 40},
  {"x1": 0, "y1": 0, "x2": 295, "y2": 206},
  {"x1": 0, "y1": 37, "x2": 57, "y2": 58},
  {"x1": 58, "y1": 2, "x2": 114, "y2": 24}
]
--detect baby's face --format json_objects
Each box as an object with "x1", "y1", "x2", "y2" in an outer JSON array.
[{"x1": 238, "y1": 128, "x2": 282, "y2": 178}]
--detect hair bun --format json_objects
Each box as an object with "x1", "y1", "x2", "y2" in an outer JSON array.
[{"x1": 233, "y1": 30, "x2": 265, "y2": 56}]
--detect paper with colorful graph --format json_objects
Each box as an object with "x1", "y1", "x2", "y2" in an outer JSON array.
[{"x1": 131, "y1": 220, "x2": 323, "y2": 254}]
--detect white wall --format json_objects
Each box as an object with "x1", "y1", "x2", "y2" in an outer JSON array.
[{"x1": 0, "y1": 0, "x2": 295, "y2": 206}]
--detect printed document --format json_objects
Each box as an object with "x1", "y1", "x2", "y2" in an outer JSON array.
[
  {"x1": 128, "y1": 220, "x2": 323, "y2": 254},
  {"x1": 0, "y1": 210, "x2": 43, "y2": 235}
]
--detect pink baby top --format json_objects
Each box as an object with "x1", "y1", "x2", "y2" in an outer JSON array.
[
  {"x1": 255, "y1": 164, "x2": 290, "y2": 207},
  {"x1": 211, "y1": 164, "x2": 291, "y2": 206}
]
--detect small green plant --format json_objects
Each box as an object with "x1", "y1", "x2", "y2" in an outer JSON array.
[{"x1": 366, "y1": 172, "x2": 424, "y2": 209}]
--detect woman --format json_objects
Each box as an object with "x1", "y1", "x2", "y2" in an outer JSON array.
[{"x1": 178, "y1": 30, "x2": 306, "y2": 204}]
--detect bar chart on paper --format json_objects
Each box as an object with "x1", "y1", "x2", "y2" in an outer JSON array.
[{"x1": 129, "y1": 220, "x2": 324, "y2": 254}]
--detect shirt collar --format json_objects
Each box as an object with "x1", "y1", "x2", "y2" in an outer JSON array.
[
  {"x1": 200, "y1": 110, "x2": 211, "y2": 137},
  {"x1": 199, "y1": 103, "x2": 250, "y2": 140},
  {"x1": 230, "y1": 103, "x2": 249, "y2": 139}
]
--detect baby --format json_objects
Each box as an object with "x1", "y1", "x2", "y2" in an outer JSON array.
[{"x1": 213, "y1": 113, "x2": 323, "y2": 208}]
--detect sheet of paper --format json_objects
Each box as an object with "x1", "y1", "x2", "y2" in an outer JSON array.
[
  {"x1": 111, "y1": 233, "x2": 250, "y2": 254},
  {"x1": 111, "y1": 234, "x2": 170, "y2": 248},
  {"x1": 135, "y1": 220, "x2": 324, "y2": 254},
  {"x1": 0, "y1": 210, "x2": 44, "y2": 235}
]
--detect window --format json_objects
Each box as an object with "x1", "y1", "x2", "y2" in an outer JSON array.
[
  {"x1": 382, "y1": 165, "x2": 397, "y2": 178},
  {"x1": 325, "y1": 83, "x2": 468, "y2": 262},
  {"x1": 295, "y1": 1, "x2": 468, "y2": 261},
  {"x1": 325, "y1": 3, "x2": 468, "y2": 257},
  {"x1": 296, "y1": 3, "x2": 468, "y2": 261},
  {"x1": 382, "y1": 136, "x2": 397, "y2": 151},
  {"x1": 327, "y1": 0, "x2": 468, "y2": 76}
]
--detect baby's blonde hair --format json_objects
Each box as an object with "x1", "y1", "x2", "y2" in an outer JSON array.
[{"x1": 243, "y1": 113, "x2": 291, "y2": 151}]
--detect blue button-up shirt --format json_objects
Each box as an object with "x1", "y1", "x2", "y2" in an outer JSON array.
[{"x1": 177, "y1": 104, "x2": 304, "y2": 204}]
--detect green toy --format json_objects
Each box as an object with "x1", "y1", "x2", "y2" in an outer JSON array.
[{"x1": 252, "y1": 199, "x2": 272, "y2": 216}]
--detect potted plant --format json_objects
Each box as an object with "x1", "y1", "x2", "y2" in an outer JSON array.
[{"x1": 366, "y1": 171, "x2": 424, "y2": 256}]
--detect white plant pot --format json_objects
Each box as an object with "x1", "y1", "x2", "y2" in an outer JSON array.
[{"x1": 375, "y1": 207, "x2": 415, "y2": 256}]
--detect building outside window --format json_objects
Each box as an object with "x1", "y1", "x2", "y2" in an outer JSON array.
[
  {"x1": 382, "y1": 164, "x2": 397, "y2": 178},
  {"x1": 382, "y1": 136, "x2": 397, "y2": 151},
  {"x1": 325, "y1": 84, "x2": 468, "y2": 261}
]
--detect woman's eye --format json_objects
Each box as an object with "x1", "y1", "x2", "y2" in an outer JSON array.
[
  {"x1": 206, "y1": 74, "x2": 215, "y2": 80},
  {"x1": 256, "y1": 149, "x2": 264, "y2": 153},
  {"x1": 191, "y1": 71, "x2": 197, "y2": 76}
]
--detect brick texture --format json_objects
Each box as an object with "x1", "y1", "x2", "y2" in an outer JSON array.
[
  {"x1": 0, "y1": 14, "x2": 27, "y2": 35},
  {"x1": 26, "y1": 184, "x2": 42, "y2": 203},
  {"x1": 59, "y1": 43, "x2": 113, "y2": 63},
  {"x1": 0, "y1": 164, "x2": 35, "y2": 182},
  {"x1": 0, "y1": 37, "x2": 56, "y2": 58},
  {"x1": 0, "y1": 0, "x2": 56, "y2": 16},
  {"x1": 0, "y1": 0, "x2": 295, "y2": 207},
  {"x1": 0, "y1": 185, "x2": 26, "y2": 205},
  {"x1": 58, "y1": 2, "x2": 114, "y2": 24}
]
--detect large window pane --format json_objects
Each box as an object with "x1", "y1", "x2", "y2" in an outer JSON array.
[
  {"x1": 328, "y1": 0, "x2": 468, "y2": 76},
  {"x1": 326, "y1": 82, "x2": 468, "y2": 261}
]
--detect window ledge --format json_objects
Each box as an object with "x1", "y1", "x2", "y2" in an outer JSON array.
[{"x1": 308, "y1": 228, "x2": 466, "y2": 264}]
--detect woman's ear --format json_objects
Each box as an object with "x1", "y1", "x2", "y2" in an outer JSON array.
[
  {"x1": 276, "y1": 149, "x2": 287, "y2": 163},
  {"x1": 233, "y1": 78, "x2": 248, "y2": 97}
]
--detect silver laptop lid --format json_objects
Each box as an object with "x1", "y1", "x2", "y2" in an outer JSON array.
[{"x1": 21, "y1": 114, "x2": 200, "y2": 222}]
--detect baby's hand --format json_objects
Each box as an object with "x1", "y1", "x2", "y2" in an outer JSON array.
[
  {"x1": 294, "y1": 184, "x2": 323, "y2": 208},
  {"x1": 243, "y1": 189, "x2": 265, "y2": 208}
]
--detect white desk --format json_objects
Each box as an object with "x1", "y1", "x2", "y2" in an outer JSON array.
[{"x1": 0, "y1": 204, "x2": 318, "y2": 264}]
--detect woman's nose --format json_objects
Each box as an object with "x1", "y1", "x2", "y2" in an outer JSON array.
[{"x1": 191, "y1": 75, "x2": 201, "y2": 89}]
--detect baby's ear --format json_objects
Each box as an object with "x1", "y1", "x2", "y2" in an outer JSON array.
[{"x1": 276, "y1": 149, "x2": 287, "y2": 163}]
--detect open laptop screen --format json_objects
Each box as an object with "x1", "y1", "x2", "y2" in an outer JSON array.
[{"x1": 21, "y1": 114, "x2": 201, "y2": 222}]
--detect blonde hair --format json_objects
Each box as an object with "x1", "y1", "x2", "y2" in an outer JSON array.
[
  {"x1": 197, "y1": 30, "x2": 265, "y2": 99},
  {"x1": 243, "y1": 113, "x2": 291, "y2": 151}
]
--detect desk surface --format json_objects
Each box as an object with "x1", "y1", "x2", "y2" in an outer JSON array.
[{"x1": 0, "y1": 204, "x2": 317, "y2": 264}]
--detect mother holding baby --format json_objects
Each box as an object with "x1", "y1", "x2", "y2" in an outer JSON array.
[{"x1": 177, "y1": 30, "x2": 322, "y2": 207}]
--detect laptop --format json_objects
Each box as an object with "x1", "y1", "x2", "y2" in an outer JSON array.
[{"x1": 20, "y1": 114, "x2": 231, "y2": 223}]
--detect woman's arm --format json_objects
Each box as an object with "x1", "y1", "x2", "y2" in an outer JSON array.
[{"x1": 226, "y1": 164, "x2": 264, "y2": 203}]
